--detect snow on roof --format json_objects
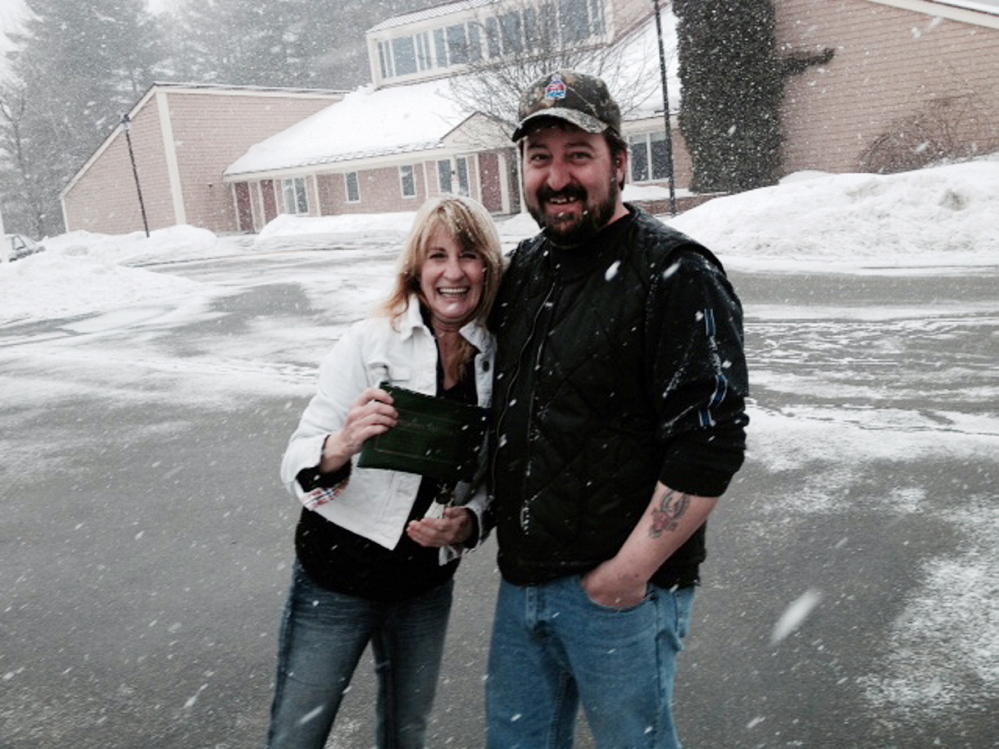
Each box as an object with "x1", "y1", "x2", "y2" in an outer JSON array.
[
  {"x1": 224, "y1": 77, "x2": 467, "y2": 176},
  {"x1": 367, "y1": 0, "x2": 498, "y2": 33}
]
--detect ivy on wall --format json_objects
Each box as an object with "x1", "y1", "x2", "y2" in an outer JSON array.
[{"x1": 673, "y1": 0, "x2": 833, "y2": 194}]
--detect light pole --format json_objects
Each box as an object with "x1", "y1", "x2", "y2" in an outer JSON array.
[
  {"x1": 653, "y1": 0, "x2": 678, "y2": 216},
  {"x1": 121, "y1": 113, "x2": 150, "y2": 237}
]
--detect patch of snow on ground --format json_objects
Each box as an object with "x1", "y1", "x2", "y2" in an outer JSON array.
[
  {"x1": 859, "y1": 496, "x2": 999, "y2": 719},
  {"x1": 665, "y1": 157, "x2": 999, "y2": 272}
]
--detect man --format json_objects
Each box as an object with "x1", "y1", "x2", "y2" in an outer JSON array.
[{"x1": 486, "y1": 70, "x2": 749, "y2": 749}]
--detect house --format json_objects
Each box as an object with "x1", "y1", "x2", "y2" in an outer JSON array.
[
  {"x1": 60, "y1": 0, "x2": 999, "y2": 236},
  {"x1": 221, "y1": 0, "x2": 687, "y2": 232},
  {"x1": 776, "y1": 0, "x2": 999, "y2": 175},
  {"x1": 220, "y1": 0, "x2": 999, "y2": 231},
  {"x1": 221, "y1": 76, "x2": 520, "y2": 228},
  {"x1": 59, "y1": 83, "x2": 344, "y2": 236}
]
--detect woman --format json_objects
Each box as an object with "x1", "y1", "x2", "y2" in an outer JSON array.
[{"x1": 267, "y1": 195, "x2": 503, "y2": 749}]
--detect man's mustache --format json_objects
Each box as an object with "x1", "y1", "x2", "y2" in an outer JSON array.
[{"x1": 538, "y1": 185, "x2": 587, "y2": 203}]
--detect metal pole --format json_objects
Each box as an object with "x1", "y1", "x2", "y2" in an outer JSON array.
[
  {"x1": 653, "y1": 0, "x2": 678, "y2": 216},
  {"x1": 121, "y1": 114, "x2": 150, "y2": 237}
]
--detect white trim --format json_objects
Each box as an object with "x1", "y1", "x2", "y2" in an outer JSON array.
[
  {"x1": 156, "y1": 90, "x2": 186, "y2": 225},
  {"x1": 252, "y1": 183, "x2": 263, "y2": 231},
  {"x1": 497, "y1": 150, "x2": 511, "y2": 214},
  {"x1": 230, "y1": 183, "x2": 240, "y2": 231},
  {"x1": 310, "y1": 174, "x2": 321, "y2": 216},
  {"x1": 223, "y1": 143, "x2": 450, "y2": 183},
  {"x1": 473, "y1": 152, "x2": 482, "y2": 203},
  {"x1": 866, "y1": 0, "x2": 999, "y2": 28}
]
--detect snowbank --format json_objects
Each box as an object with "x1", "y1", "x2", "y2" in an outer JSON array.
[
  {"x1": 2, "y1": 156, "x2": 997, "y2": 326},
  {"x1": 665, "y1": 157, "x2": 999, "y2": 271}
]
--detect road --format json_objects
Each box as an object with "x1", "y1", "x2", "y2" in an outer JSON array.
[{"x1": 1, "y1": 247, "x2": 996, "y2": 748}]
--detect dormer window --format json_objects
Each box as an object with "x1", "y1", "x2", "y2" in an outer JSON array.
[{"x1": 370, "y1": 0, "x2": 609, "y2": 85}]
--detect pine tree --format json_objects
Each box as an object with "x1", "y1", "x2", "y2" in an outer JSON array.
[
  {"x1": 0, "y1": 0, "x2": 164, "y2": 236},
  {"x1": 170, "y1": 0, "x2": 297, "y2": 87},
  {"x1": 170, "y1": 0, "x2": 434, "y2": 90}
]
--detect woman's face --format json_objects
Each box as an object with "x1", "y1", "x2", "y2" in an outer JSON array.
[{"x1": 419, "y1": 225, "x2": 486, "y2": 332}]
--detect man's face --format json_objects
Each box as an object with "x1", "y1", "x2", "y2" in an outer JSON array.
[{"x1": 522, "y1": 123, "x2": 626, "y2": 248}]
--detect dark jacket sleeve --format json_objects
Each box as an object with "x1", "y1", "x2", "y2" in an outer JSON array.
[{"x1": 646, "y1": 248, "x2": 749, "y2": 497}]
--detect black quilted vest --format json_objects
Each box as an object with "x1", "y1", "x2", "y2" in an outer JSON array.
[{"x1": 488, "y1": 207, "x2": 748, "y2": 588}]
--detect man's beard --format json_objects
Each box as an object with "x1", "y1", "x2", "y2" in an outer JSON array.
[{"x1": 528, "y1": 181, "x2": 619, "y2": 248}]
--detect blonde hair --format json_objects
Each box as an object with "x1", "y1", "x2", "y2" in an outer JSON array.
[{"x1": 380, "y1": 195, "x2": 504, "y2": 382}]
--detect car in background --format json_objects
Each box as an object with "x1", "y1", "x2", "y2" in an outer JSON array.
[{"x1": 2, "y1": 233, "x2": 45, "y2": 262}]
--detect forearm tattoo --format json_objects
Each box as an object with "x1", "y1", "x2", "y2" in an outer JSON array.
[{"x1": 650, "y1": 489, "x2": 690, "y2": 538}]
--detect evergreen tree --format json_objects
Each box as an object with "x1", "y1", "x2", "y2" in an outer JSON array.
[
  {"x1": 169, "y1": 0, "x2": 433, "y2": 89},
  {"x1": 0, "y1": 0, "x2": 164, "y2": 236},
  {"x1": 673, "y1": 0, "x2": 833, "y2": 193},
  {"x1": 170, "y1": 0, "x2": 297, "y2": 87},
  {"x1": 673, "y1": 0, "x2": 782, "y2": 193}
]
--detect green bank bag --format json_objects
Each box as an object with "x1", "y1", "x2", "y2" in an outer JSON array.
[{"x1": 357, "y1": 384, "x2": 489, "y2": 482}]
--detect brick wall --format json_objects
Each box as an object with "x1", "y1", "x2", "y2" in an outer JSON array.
[
  {"x1": 776, "y1": 0, "x2": 999, "y2": 174},
  {"x1": 62, "y1": 105, "x2": 172, "y2": 235},
  {"x1": 318, "y1": 162, "x2": 428, "y2": 216},
  {"x1": 610, "y1": 0, "x2": 653, "y2": 36},
  {"x1": 62, "y1": 87, "x2": 340, "y2": 235},
  {"x1": 168, "y1": 91, "x2": 340, "y2": 233}
]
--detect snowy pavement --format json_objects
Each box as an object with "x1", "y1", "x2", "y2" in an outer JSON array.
[{"x1": 1, "y1": 159, "x2": 998, "y2": 746}]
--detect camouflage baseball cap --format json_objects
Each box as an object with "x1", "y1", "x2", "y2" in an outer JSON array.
[{"x1": 511, "y1": 70, "x2": 622, "y2": 141}]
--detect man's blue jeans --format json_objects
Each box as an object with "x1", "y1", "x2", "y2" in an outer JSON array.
[
  {"x1": 267, "y1": 561, "x2": 453, "y2": 749},
  {"x1": 486, "y1": 575, "x2": 695, "y2": 749}
]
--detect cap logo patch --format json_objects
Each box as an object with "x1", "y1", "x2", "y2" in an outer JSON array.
[{"x1": 544, "y1": 73, "x2": 567, "y2": 101}]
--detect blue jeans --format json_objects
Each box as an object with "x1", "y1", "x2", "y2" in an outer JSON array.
[
  {"x1": 486, "y1": 575, "x2": 695, "y2": 749},
  {"x1": 267, "y1": 562, "x2": 453, "y2": 749}
]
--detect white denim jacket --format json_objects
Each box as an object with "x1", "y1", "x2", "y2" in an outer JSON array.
[{"x1": 280, "y1": 297, "x2": 495, "y2": 559}]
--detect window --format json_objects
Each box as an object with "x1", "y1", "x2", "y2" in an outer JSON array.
[
  {"x1": 378, "y1": 41, "x2": 390, "y2": 78},
  {"x1": 486, "y1": 17, "x2": 501, "y2": 57},
  {"x1": 434, "y1": 28, "x2": 448, "y2": 67},
  {"x1": 467, "y1": 24, "x2": 482, "y2": 62},
  {"x1": 392, "y1": 36, "x2": 417, "y2": 76},
  {"x1": 629, "y1": 132, "x2": 671, "y2": 182},
  {"x1": 499, "y1": 11, "x2": 524, "y2": 53},
  {"x1": 416, "y1": 32, "x2": 432, "y2": 70},
  {"x1": 649, "y1": 131, "x2": 670, "y2": 180},
  {"x1": 455, "y1": 156, "x2": 470, "y2": 197},
  {"x1": 523, "y1": 7, "x2": 539, "y2": 47},
  {"x1": 437, "y1": 159, "x2": 453, "y2": 194},
  {"x1": 439, "y1": 157, "x2": 470, "y2": 196},
  {"x1": 345, "y1": 172, "x2": 360, "y2": 203},
  {"x1": 559, "y1": 0, "x2": 603, "y2": 43},
  {"x1": 630, "y1": 135, "x2": 650, "y2": 182},
  {"x1": 282, "y1": 177, "x2": 308, "y2": 215},
  {"x1": 379, "y1": 32, "x2": 434, "y2": 79},
  {"x1": 400, "y1": 165, "x2": 417, "y2": 198},
  {"x1": 446, "y1": 24, "x2": 469, "y2": 65}
]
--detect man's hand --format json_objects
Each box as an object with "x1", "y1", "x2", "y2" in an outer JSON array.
[
  {"x1": 582, "y1": 483, "x2": 720, "y2": 609},
  {"x1": 581, "y1": 561, "x2": 648, "y2": 608}
]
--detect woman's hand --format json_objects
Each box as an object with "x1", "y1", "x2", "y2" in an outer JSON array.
[
  {"x1": 320, "y1": 386, "x2": 397, "y2": 473},
  {"x1": 406, "y1": 507, "x2": 473, "y2": 548}
]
